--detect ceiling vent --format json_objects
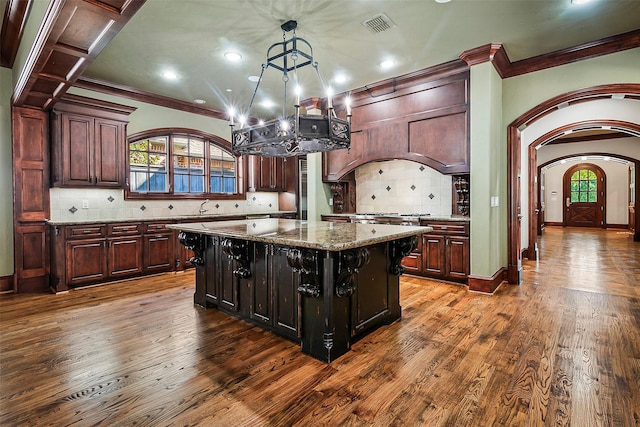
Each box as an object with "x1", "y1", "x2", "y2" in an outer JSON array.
[{"x1": 362, "y1": 13, "x2": 396, "y2": 34}]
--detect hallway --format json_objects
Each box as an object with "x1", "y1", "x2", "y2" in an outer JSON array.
[{"x1": 524, "y1": 226, "x2": 640, "y2": 299}]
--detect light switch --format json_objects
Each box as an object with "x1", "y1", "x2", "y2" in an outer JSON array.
[{"x1": 82, "y1": 199, "x2": 89, "y2": 209}]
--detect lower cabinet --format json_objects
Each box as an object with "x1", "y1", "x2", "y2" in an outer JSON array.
[
  {"x1": 196, "y1": 238, "x2": 300, "y2": 340},
  {"x1": 401, "y1": 220, "x2": 470, "y2": 283},
  {"x1": 108, "y1": 236, "x2": 143, "y2": 278},
  {"x1": 52, "y1": 221, "x2": 177, "y2": 291},
  {"x1": 66, "y1": 238, "x2": 108, "y2": 286},
  {"x1": 143, "y1": 222, "x2": 175, "y2": 273}
]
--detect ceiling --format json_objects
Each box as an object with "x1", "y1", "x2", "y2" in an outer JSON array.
[{"x1": 43, "y1": 0, "x2": 640, "y2": 121}]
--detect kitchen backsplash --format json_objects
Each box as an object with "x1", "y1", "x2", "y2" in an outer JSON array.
[
  {"x1": 49, "y1": 188, "x2": 280, "y2": 222},
  {"x1": 355, "y1": 160, "x2": 452, "y2": 215}
]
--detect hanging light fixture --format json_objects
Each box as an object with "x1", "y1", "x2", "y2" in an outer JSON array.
[{"x1": 230, "y1": 20, "x2": 351, "y2": 157}]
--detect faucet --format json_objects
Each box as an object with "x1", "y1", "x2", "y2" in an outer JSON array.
[{"x1": 199, "y1": 199, "x2": 210, "y2": 215}]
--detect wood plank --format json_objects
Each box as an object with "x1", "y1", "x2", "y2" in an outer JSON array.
[{"x1": 1, "y1": 227, "x2": 639, "y2": 425}]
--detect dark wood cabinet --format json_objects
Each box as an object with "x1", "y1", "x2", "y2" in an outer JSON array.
[
  {"x1": 422, "y1": 235, "x2": 446, "y2": 276},
  {"x1": 51, "y1": 94, "x2": 134, "y2": 188},
  {"x1": 418, "y1": 221, "x2": 469, "y2": 283},
  {"x1": 108, "y1": 237, "x2": 143, "y2": 278},
  {"x1": 66, "y1": 239, "x2": 108, "y2": 286},
  {"x1": 195, "y1": 239, "x2": 300, "y2": 339},
  {"x1": 248, "y1": 155, "x2": 286, "y2": 191},
  {"x1": 142, "y1": 222, "x2": 175, "y2": 273},
  {"x1": 323, "y1": 71, "x2": 470, "y2": 182}
]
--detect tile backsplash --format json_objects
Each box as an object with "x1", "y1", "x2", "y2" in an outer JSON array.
[
  {"x1": 49, "y1": 188, "x2": 280, "y2": 222},
  {"x1": 355, "y1": 160, "x2": 452, "y2": 215}
]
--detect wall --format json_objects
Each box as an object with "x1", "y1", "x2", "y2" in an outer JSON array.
[
  {"x1": 538, "y1": 137, "x2": 639, "y2": 226},
  {"x1": 469, "y1": 61, "x2": 505, "y2": 279},
  {"x1": 354, "y1": 159, "x2": 452, "y2": 215},
  {"x1": 501, "y1": 49, "x2": 640, "y2": 256},
  {"x1": 0, "y1": 67, "x2": 13, "y2": 277},
  {"x1": 543, "y1": 159, "x2": 630, "y2": 225}
]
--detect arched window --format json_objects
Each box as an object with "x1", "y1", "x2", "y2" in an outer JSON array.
[
  {"x1": 570, "y1": 168, "x2": 597, "y2": 202},
  {"x1": 127, "y1": 128, "x2": 243, "y2": 199}
]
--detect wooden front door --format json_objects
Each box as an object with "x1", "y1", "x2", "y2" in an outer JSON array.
[{"x1": 563, "y1": 164, "x2": 605, "y2": 228}]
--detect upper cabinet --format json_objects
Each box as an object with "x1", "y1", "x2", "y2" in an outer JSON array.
[
  {"x1": 51, "y1": 95, "x2": 136, "y2": 188},
  {"x1": 324, "y1": 68, "x2": 470, "y2": 182},
  {"x1": 247, "y1": 155, "x2": 287, "y2": 192}
]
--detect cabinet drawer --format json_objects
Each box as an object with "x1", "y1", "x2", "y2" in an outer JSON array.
[
  {"x1": 401, "y1": 254, "x2": 422, "y2": 272},
  {"x1": 144, "y1": 222, "x2": 172, "y2": 233},
  {"x1": 422, "y1": 222, "x2": 469, "y2": 236},
  {"x1": 66, "y1": 225, "x2": 106, "y2": 239},
  {"x1": 108, "y1": 223, "x2": 141, "y2": 236}
]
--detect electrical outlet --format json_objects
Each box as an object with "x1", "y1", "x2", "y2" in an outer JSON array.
[{"x1": 82, "y1": 199, "x2": 89, "y2": 209}]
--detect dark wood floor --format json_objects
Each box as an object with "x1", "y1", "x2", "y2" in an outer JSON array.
[{"x1": 1, "y1": 227, "x2": 638, "y2": 426}]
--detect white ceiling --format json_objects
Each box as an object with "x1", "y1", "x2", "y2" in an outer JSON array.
[{"x1": 81, "y1": 0, "x2": 640, "y2": 121}]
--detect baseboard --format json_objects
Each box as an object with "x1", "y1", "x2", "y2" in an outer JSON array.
[
  {"x1": 544, "y1": 222, "x2": 563, "y2": 227},
  {"x1": 0, "y1": 275, "x2": 14, "y2": 293},
  {"x1": 468, "y1": 268, "x2": 507, "y2": 294},
  {"x1": 606, "y1": 223, "x2": 629, "y2": 229}
]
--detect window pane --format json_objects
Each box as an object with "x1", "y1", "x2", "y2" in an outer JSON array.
[
  {"x1": 579, "y1": 192, "x2": 588, "y2": 202},
  {"x1": 570, "y1": 181, "x2": 578, "y2": 191},
  {"x1": 588, "y1": 180, "x2": 596, "y2": 191},
  {"x1": 149, "y1": 172, "x2": 167, "y2": 192},
  {"x1": 587, "y1": 170, "x2": 596, "y2": 179},
  {"x1": 588, "y1": 192, "x2": 597, "y2": 202},
  {"x1": 571, "y1": 171, "x2": 579, "y2": 180},
  {"x1": 190, "y1": 157, "x2": 205, "y2": 173},
  {"x1": 130, "y1": 171, "x2": 149, "y2": 192},
  {"x1": 190, "y1": 176, "x2": 204, "y2": 193},
  {"x1": 571, "y1": 191, "x2": 580, "y2": 202},
  {"x1": 174, "y1": 174, "x2": 189, "y2": 192}
]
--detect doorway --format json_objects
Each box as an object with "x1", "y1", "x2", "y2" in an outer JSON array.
[{"x1": 562, "y1": 163, "x2": 605, "y2": 228}]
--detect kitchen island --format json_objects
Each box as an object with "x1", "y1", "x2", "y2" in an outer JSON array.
[{"x1": 169, "y1": 218, "x2": 430, "y2": 362}]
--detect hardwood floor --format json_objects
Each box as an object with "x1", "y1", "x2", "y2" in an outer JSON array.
[{"x1": 1, "y1": 227, "x2": 638, "y2": 426}]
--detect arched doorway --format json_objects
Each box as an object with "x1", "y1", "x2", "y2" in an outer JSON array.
[
  {"x1": 506, "y1": 84, "x2": 640, "y2": 284},
  {"x1": 562, "y1": 163, "x2": 605, "y2": 228}
]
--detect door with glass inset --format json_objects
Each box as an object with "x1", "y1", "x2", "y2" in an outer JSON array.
[{"x1": 563, "y1": 164, "x2": 605, "y2": 228}]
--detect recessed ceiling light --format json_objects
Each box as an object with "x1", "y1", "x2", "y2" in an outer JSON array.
[
  {"x1": 224, "y1": 51, "x2": 242, "y2": 61},
  {"x1": 571, "y1": 0, "x2": 592, "y2": 4},
  {"x1": 193, "y1": 99, "x2": 206, "y2": 104},
  {"x1": 248, "y1": 75, "x2": 260, "y2": 82},
  {"x1": 379, "y1": 59, "x2": 396, "y2": 69},
  {"x1": 261, "y1": 99, "x2": 274, "y2": 108},
  {"x1": 226, "y1": 88, "x2": 232, "y2": 92},
  {"x1": 161, "y1": 70, "x2": 179, "y2": 80},
  {"x1": 435, "y1": 0, "x2": 451, "y2": 3},
  {"x1": 334, "y1": 74, "x2": 347, "y2": 84}
]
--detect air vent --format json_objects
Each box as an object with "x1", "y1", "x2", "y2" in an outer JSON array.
[{"x1": 362, "y1": 13, "x2": 396, "y2": 34}]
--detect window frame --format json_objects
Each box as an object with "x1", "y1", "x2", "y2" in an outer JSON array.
[{"x1": 126, "y1": 128, "x2": 245, "y2": 200}]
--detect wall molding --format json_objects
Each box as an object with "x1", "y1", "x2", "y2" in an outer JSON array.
[
  {"x1": 459, "y1": 29, "x2": 640, "y2": 79},
  {"x1": 468, "y1": 268, "x2": 507, "y2": 294},
  {"x1": 0, "y1": 275, "x2": 14, "y2": 293},
  {"x1": 1, "y1": 0, "x2": 32, "y2": 68}
]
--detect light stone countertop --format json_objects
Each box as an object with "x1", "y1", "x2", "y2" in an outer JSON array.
[
  {"x1": 167, "y1": 219, "x2": 432, "y2": 251},
  {"x1": 320, "y1": 214, "x2": 469, "y2": 222},
  {"x1": 47, "y1": 211, "x2": 297, "y2": 226}
]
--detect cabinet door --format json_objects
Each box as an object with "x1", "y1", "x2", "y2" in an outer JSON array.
[
  {"x1": 143, "y1": 233, "x2": 175, "y2": 272},
  {"x1": 257, "y1": 157, "x2": 286, "y2": 191},
  {"x1": 94, "y1": 118, "x2": 124, "y2": 187},
  {"x1": 446, "y1": 236, "x2": 470, "y2": 281},
  {"x1": 401, "y1": 235, "x2": 423, "y2": 274},
  {"x1": 61, "y1": 113, "x2": 93, "y2": 186},
  {"x1": 422, "y1": 234, "x2": 446, "y2": 277},
  {"x1": 66, "y1": 239, "x2": 108, "y2": 286},
  {"x1": 108, "y1": 236, "x2": 143, "y2": 278},
  {"x1": 251, "y1": 243, "x2": 272, "y2": 324},
  {"x1": 271, "y1": 246, "x2": 299, "y2": 339}
]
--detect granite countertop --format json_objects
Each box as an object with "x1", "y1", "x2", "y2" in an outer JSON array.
[
  {"x1": 321, "y1": 213, "x2": 470, "y2": 222},
  {"x1": 167, "y1": 219, "x2": 432, "y2": 251},
  {"x1": 47, "y1": 211, "x2": 297, "y2": 226}
]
